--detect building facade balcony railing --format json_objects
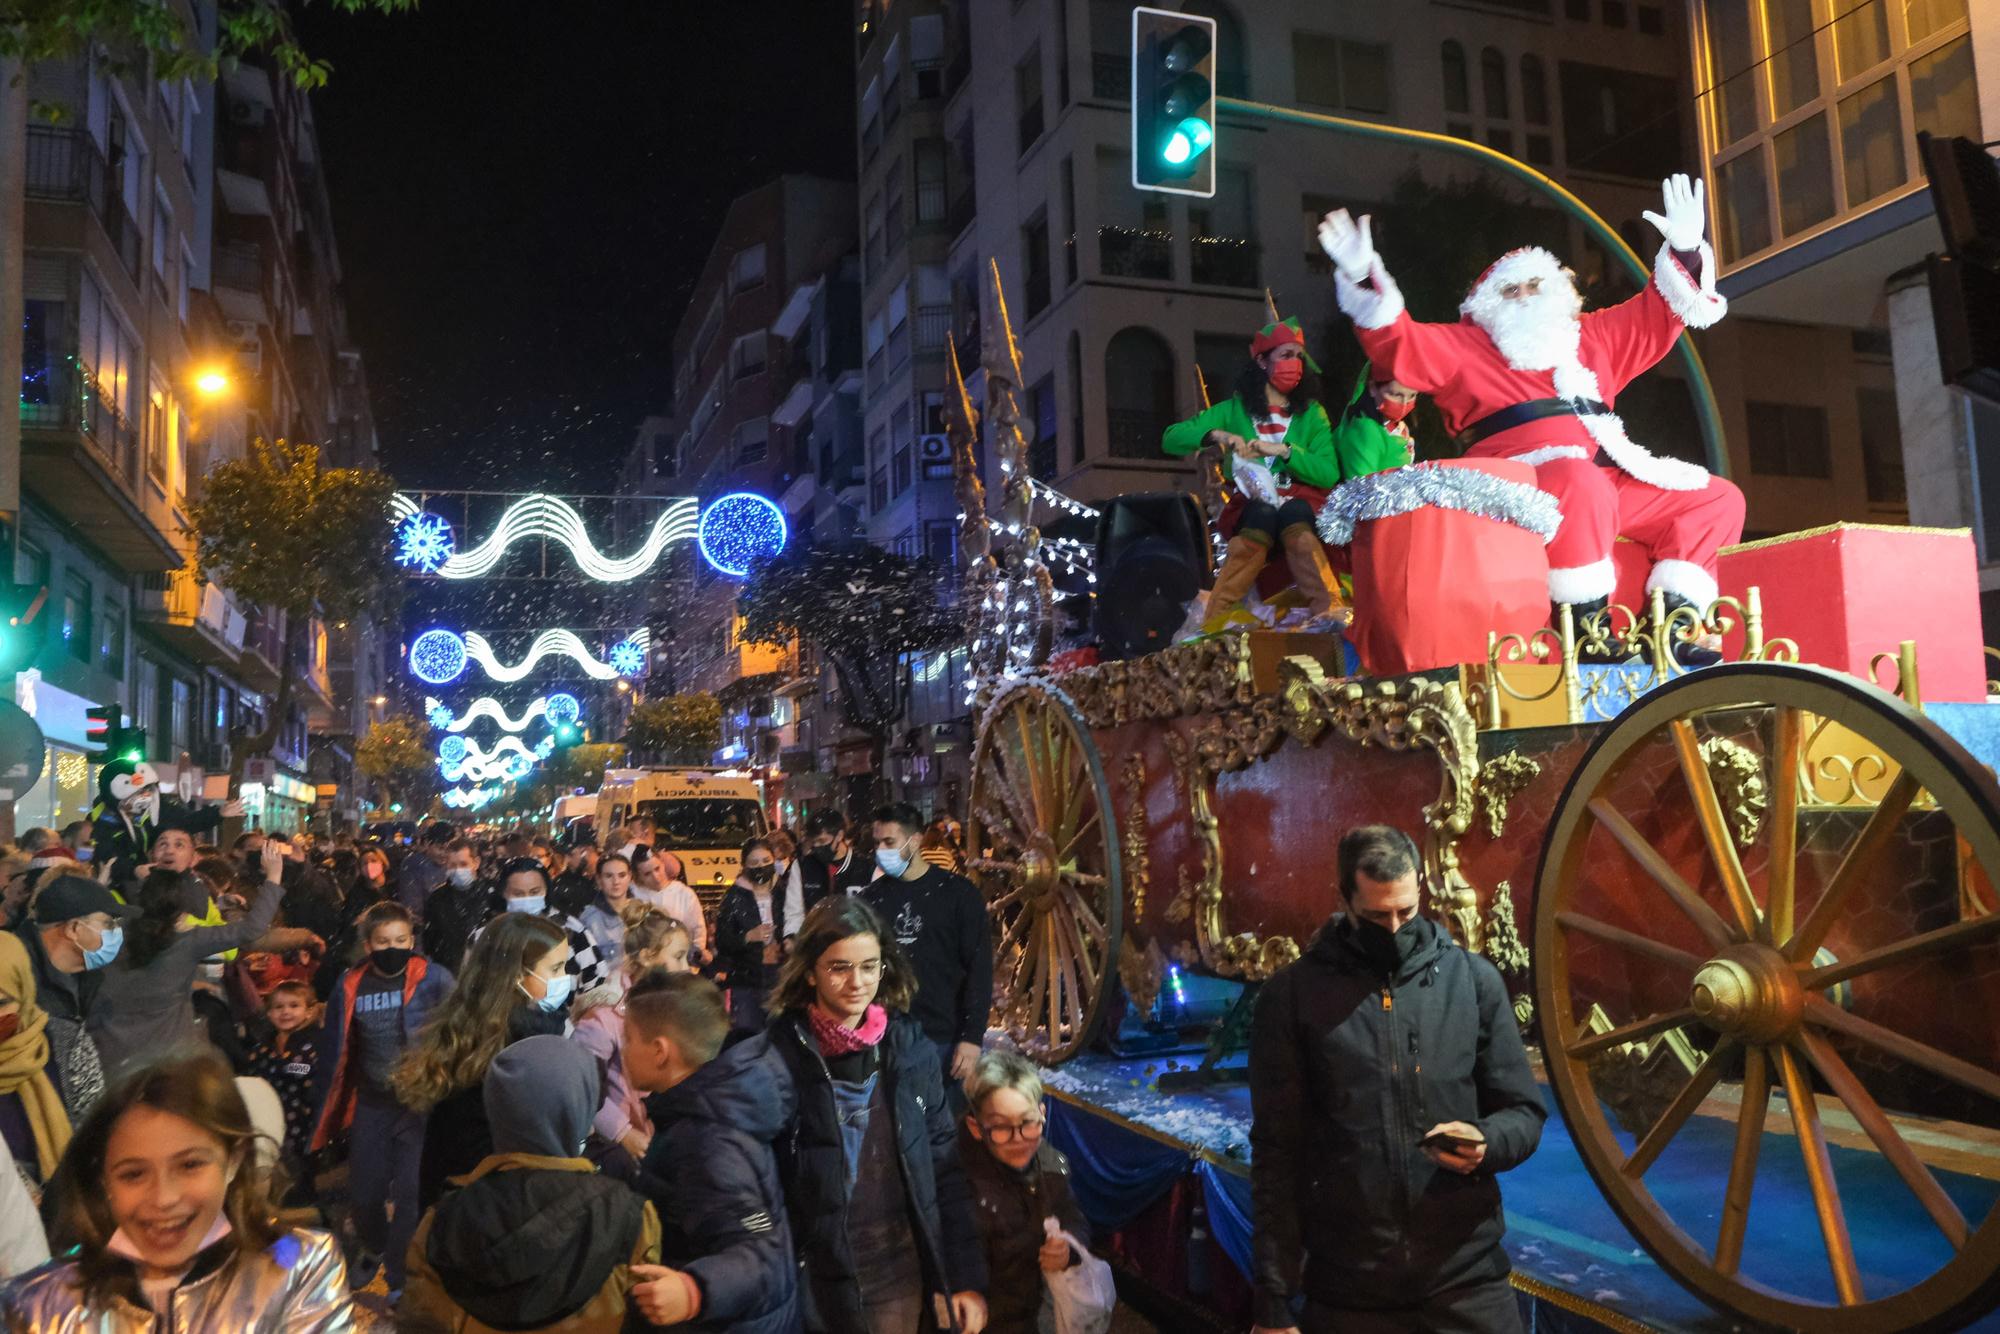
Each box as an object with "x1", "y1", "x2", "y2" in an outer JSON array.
[
  {"x1": 916, "y1": 181, "x2": 947, "y2": 224},
  {"x1": 1106, "y1": 409, "x2": 1171, "y2": 459},
  {"x1": 20, "y1": 361, "x2": 138, "y2": 478},
  {"x1": 1099, "y1": 227, "x2": 1173, "y2": 281},
  {"x1": 24, "y1": 126, "x2": 142, "y2": 282},
  {"x1": 1191, "y1": 236, "x2": 1261, "y2": 289},
  {"x1": 213, "y1": 241, "x2": 263, "y2": 293},
  {"x1": 887, "y1": 320, "x2": 909, "y2": 371},
  {"x1": 915, "y1": 305, "x2": 950, "y2": 351}
]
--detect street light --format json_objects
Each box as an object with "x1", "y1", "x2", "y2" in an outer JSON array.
[{"x1": 193, "y1": 367, "x2": 232, "y2": 397}]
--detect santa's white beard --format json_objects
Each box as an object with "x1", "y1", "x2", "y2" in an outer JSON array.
[{"x1": 1469, "y1": 287, "x2": 1584, "y2": 372}]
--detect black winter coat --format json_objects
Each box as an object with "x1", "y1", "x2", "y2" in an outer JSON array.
[
  {"x1": 421, "y1": 880, "x2": 497, "y2": 975},
  {"x1": 638, "y1": 1034, "x2": 801, "y2": 1334},
  {"x1": 1248, "y1": 914, "x2": 1544, "y2": 1324},
  {"x1": 770, "y1": 1011, "x2": 987, "y2": 1333},
  {"x1": 713, "y1": 884, "x2": 783, "y2": 991},
  {"x1": 417, "y1": 1005, "x2": 569, "y2": 1211},
  {"x1": 958, "y1": 1129, "x2": 1090, "y2": 1334}
]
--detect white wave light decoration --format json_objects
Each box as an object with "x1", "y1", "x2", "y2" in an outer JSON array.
[
  {"x1": 423, "y1": 693, "x2": 579, "y2": 734},
  {"x1": 390, "y1": 493, "x2": 698, "y2": 581},
  {"x1": 463, "y1": 627, "x2": 651, "y2": 683}
]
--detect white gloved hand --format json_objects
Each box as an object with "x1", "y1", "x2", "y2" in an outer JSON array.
[
  {"x1": 1316, "y1": 209, "x2": 1377, "y2": 284},
  {"x1": 1642, "y1": 174, "x2": 1707, "y2": 252}
]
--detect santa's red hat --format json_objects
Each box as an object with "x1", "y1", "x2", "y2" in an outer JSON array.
[{"x1": 1459, "y1": 246, "x2": 1570, "y2": 319}]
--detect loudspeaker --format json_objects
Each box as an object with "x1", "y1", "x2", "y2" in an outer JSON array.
[
  {"x1": 1093, "y1": 492, "x2": 1213, "y2": 661},
  {"x1": 1928, "y1": 253, "x2": 2000, "y2": 408}
]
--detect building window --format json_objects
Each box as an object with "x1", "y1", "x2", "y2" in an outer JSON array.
[
  {"x1": 1068, "y1": 332, "x2": 1085, "y2": 466},
  {"x1": 101, "y1": 607, "x2": 124, "y2": 679},
  {"x1": 1104, "y1": 326, "x2": 1175, "y2": 459},
  {"x1": 730, "y1": 332, "x2": 767, "y2": 382},
  {"x1": 865, "y1": 192, "x2": 885, "y2": 274},
  {"x1": 885, "y1": 155, "x2": 906, "y2": 253},
  {"x1": 1520, "y1": 56, "x2": 1549, "y2": 126},
  {"x1": 150, "y1": 183, "x2": 171, "y2": 283},
  {"x1": 1838, "y1": 76, "x2": 1906, "y2": 208},
  {"x1": 1096, "y1": 148, "x2": 1173, "y2": 280},
  {"x1": 146, "y1": 379, "x2": 169, "y2": 484},
  {"x1": 1560, "y1": 61, "x2": 1680, "y2": 180},
  {"x1": 1566, "y1": 0, "x2": 1591, "y2": 17},
  {"x1": 1773, "y1": 113, "x2": 1835, "y2": 237},
  {"x1": 1190, "y1": 166, "x2": 1258, "y2": 287},
  {"x1": 1029, "y1": 374, "x2": 1059, "y2": 479},
  {"x1": 1745, "y1": 400, "x2": 1831, "y2": 478},
  {"x1": 924, "y1": 521, "x2": 957, "y2": 567},
  {"x1": 63, "y1": 573, "x2": 91, "y2": 664},
  {"x1": 1910, "y1": 36, "x2": 1977, "y2": 141},
  {"x1": 1480, "y1": 48, "x2": 1508, "y2": 119},
  {"x1": 1486, "y1": 127, "x2": 1515, "y2": 156},
  {"x1": 916, "y1": 138, "x2": 948, "y2": 223},
  {"x1": 893, "y1": 437, "x2": 913, "y2": 494},
  {"x1": 171, "y1": 677, "x2": 193, "y2": 754},
  {"x1": 1638, "y1": 5, "x2": 1664, "y2": 34},
  {"x1": 1526, "y1": 133, "x2": 1554, "y2": 166},
  {"x1": 134, "y1": 658, "x2": 158, "y2": 739},
  {"x1": 1022, "y1": 212, "x2": 1051, "y2": 318},
  {"x1": 1292, "y1": 33, "x2": 1391, "y2": 115},
  {"x1": 1060, "y1": 156, "x2": 1078, "y2": 286},
  {"x1": 1016, "y1": 45, "x2": 1044, "y2": 153},
  {"x1": 734, "y1": 417, "x2": 769, "y2": 465},
  {"x1": 728, "y1": 244, "x2": 767, "y2": 295},
  {"x1": 1441, "y1": 42, "x2": 1469, "y2": 115},
  {"x1": 1603, "y1": 0, "x2": 1627, "y2": 26},
  {"x1": 1856, "y1": 386, "x2": 1905, "y2": 505}
]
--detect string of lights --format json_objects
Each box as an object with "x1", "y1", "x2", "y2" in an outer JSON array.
[
  {"x1": 425, "y1": 693, "x2": 581, "y2": 734},
  {"x1": 390, "y1": 493, "x2": 699, "y2": 581},
  {"x1": 1028, "y1": 478, "x2": 1099, "y2": 519},
  {"x1": 440, "y1": 785, "x2": 505, "y2": 810},
  {"x1": 409, "y1": 628, "x2": 651, "y2": 685}
]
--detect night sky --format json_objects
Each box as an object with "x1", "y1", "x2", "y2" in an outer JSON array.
[{"x1": 302, "y1": 1, "x2": 857, "y2": 496}]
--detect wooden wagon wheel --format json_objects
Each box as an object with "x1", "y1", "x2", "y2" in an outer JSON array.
[
  {"x1": 967, "y1": 681, "x2": 1123, "y2": 1063},
  {"x1": 1535, "y1": 663, "x2": 2000, "y2": 1331}
]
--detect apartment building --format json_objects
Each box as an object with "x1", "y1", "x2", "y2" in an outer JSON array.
[{"x1": 1678, "y1": 0, "x2": 1994, "y2": 621}]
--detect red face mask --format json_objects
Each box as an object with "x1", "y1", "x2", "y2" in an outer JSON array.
[
  {"x1": 0, "y1": 1013, "x2": 18, "y2": 1044},
  {"x1": 1376, "y1": 392, "x2": 1415, "y2": 423},
  {"x1": 1266, "y1": 359, "x2": 1305, "y2": 393}
]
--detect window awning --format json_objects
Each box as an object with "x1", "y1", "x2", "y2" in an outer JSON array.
[
  {"x1": 771, "y1": 378, "x2": 815, "y2": 428},
  {"x1": 218, "y1": 168, "x2": 272, "y2": 217}
]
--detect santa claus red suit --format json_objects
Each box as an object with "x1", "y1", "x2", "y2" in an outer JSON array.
[{"x1": 1317, "y1": 175, "x2": 1743, "y2": 621}]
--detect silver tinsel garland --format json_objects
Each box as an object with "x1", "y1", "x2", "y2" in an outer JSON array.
[{"x1": 1316, "y1": 462, "x2": 1564, "y2": 547}]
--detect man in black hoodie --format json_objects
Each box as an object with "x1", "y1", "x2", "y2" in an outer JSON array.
[{"x1": 1249, "y1": 825, "x2": 1544, "y2": 1334}]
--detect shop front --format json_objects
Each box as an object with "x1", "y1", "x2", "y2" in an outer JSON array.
[{"x1": 13, "y1": 670, "x2": 99, "y2": 835}]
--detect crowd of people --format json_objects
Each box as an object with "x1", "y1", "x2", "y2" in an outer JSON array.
[{"x1": 0, "y1": 804, "x2": 1089, "y2": 1332}]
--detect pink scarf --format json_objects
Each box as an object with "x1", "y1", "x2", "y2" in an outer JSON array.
[{"x1": 808, "y1": 1002, "x2": 887, "y2": 1056}]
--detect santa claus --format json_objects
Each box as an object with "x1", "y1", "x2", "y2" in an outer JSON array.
[{"x1": 1317, "y1": 174, "x2": 1743, "y2": 664}]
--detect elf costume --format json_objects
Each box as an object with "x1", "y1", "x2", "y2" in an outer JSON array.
[
  {"x1": 1331, "y1": 366, "x2": 1415, "y2": 482},
  {"x1": 1161, "y1": 318, "x2": 1345, "y2": 634}
]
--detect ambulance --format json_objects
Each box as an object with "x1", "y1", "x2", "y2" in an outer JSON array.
[{"x1": 595, "y1": 767, "x2": 768, "y2": 913}]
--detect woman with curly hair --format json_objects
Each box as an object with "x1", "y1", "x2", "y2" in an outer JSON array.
[
  {"x1": 394, "y1": 911, "x2": 570, "y2": 1213},
  {"x1": 1, "y1": 1050, "x2": 357, "y2": 1326}
]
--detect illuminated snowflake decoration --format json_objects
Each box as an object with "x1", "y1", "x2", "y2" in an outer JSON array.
[
  {"x1": 608, "y1": 638, "x2": 647, "y2": 677},
  {"x1": 437, "y1": 734, "x2": 469, "y2": 765},
  {"x1": 408, "y1": 629, "x2": 468, "y2": 685},
  {"x1": 534, "y1": 736, "x2": 556, "y2": 758},
  {"x1": 545, "y1": 692, "x2": 581, "y2": 727},
  {"x1": 426, "y1": 699, "x2": 455, "y2": 729},
  {"x1": 504, "y1": 753, "x2": 535, "y2": 780},
  {"x1": 394, "y1": 511, "x2": 456, "y2": 573},
  {"x1": 697, "y1": 492, "x2": 788, "y2": 577}
]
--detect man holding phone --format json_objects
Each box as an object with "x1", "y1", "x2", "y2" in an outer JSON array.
[{"x1": 1248, "y1": 825, "x2": 1544, "y2": 1333}]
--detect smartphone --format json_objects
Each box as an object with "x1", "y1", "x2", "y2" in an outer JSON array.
[{"x1": 1420, "y1": 1129, "x2": 1485, "y2": 1154}]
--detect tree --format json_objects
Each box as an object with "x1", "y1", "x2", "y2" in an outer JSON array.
[
  {"x1": 625, "y1": 694, "x2": 721, "y2": 765},
  {"x1": 738, "y1": 542, "x2": 962, "y2": 740},
  {"x1": 524, "y1": 741, "x2": 624, "y2": 808},
  {"x1": 184, "y1": 438, "x2": 401, "y2": 777},
  {"x1": 3, "y1": 0, "x2": 418, "y2": 98},
  {"x1": 353, "y1": 713, "x2": 432, "y2": 812}
]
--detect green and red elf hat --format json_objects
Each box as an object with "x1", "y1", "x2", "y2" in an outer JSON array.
[{"x1": 1248, "y1": 316, "x2": 1322, "y2": 374}]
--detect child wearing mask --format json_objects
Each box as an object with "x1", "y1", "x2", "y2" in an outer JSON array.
[
  {"x1": 573, "y1": 910, "x2": 692, "y2": 1179},
  {"x1": 243, "y1": 979, "x2": 321, "y2": 1193},
  {"x1": 712, "y1": 837, "x2": 784, "y2": 1032},
  {"x1": 311, "y1": 901, "x2": 455, "y2": 1298}
]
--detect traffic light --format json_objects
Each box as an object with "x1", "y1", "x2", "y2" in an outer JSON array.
[
  {"x1": 1131, "y1": 6, "x2": 1217, "y2": 198},
  {"x1": 85, "y1": 704, "x2": 146, "y2": 764},
  {"x1": 0, "y1": 583, "x2": 47, "y2": 676}
]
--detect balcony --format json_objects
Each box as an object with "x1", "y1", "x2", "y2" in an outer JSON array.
[
  {"x1": 946, "y1": 188, "x2": 975, "y2": 239},
  {"x1": 1099, "y1": 226, "x2": 1173, "y2": 281},
  {"x1": 24, "y1": 126, "x2": 142, "y2": 283},
  {"x1": 1191, "y1": 236, "x2": 1261, "y2": 289},
  {"x1": 1107, "y1": 409, "x2": 1172, "y2": 459},
  {"x1": 138, "y1": 570, "x2": 245, "y2": 668},
  {"x1": 915, "y1": 305, "x2": 951, "y2": 352},
  {"x1": 240, "y1": 610, "x2": 284, "y2": 692},
  {"x1": 19, "y1": 363, "x2": 178, "y2": 571}
]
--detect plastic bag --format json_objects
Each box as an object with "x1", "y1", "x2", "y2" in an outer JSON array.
[
  {"x1": 1041, "y1": 1217, "x2": 1116, "y2": 1334},
  {"x1": 1231, "y1": 458, "x2": 1282, "y2": 507}
]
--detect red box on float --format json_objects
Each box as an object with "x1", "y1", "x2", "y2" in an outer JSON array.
[{"x1": 1715, "y1": 524, "x2": 1986, "y2": 703}]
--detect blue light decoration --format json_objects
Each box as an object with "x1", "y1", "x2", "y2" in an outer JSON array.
[
  {"x1": 426, "y1": 700, "x2": 455, "y2": 729},
  {"x1": 697, "y1": 491, "x2": 788, "y2": 578},
  {"x1": 408, "y1": 629, "x2": 468, "y2": 685},
  {"x1": 607, "y1": 637, "x2": 647, "y2": 677},
  {"x1": 533, "y1": 736, "x2": 556, "y2": 758},
  {"x1": 438, "y1": 734, "x2": 469, "y2": 765},
  {"x1": 545, "y1": 692, "x2": 581, "y2": 727},
  {"x1": 394, "y1": 511, "x2": 456, "y2": 573}
]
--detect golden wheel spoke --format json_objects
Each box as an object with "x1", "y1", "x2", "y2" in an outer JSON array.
[
  {"x1": 1567, "y1": 1007, "x2": 1698, "y2": 1061},
  {"x1": 986, "y1": 882, "x2": 1030, "y2": 914},
  {"x1": 973, "y1": 794, "x2": 1030, "y2": 856},
  {"x1": 1587, "y1": 798, "x2": 1736, "y2": 948},
  {"x1": 1672, "y1": 719, "x2": 1762, "y2": 938},
  {"x1": 1787, "y1": 769, "x2": 1919, "y2": 962},
  {"x1": 1065, "y1": 870, "x2": 1109, "y2": 889},
  {"x1": 995, "y1": 908, "x2": 1034, "y2": 968},
  {"x1": 1068, "y1": 890, "x2": 1109, "y2": 949},
  {"x1": 1804, "y1": 994, "x2": 2000, "y2": 1102},
  {"x1": 1060, "y1": 808, "x2": 1103, "y2": 863},
  {"x1": 1767, "y1": 706, "x2": 1803, "y2": 943},
  {"x1": 1046, "y1": 911, "x2": 1071, "y2": 1042},
  {"x1": 1555, "y1": 911, "x2": 1706, "y2": 973},
  {"x1": 1014, "y1": 707, "x2": 1053, "y2": 829},
  {"x1": 1623, "y1": 1037, "x2": 1737, "y2": 1179},
  {"x1": 1797, "y1": 1029, "x2": 1969, "y2": 1250},
  {"x1": 1801, "y1": 910, "x2": 2000, "y2": 992},
  {"x1": 1776, "y1": 1043, "x2": 1863, "y2": 1306},
  {"x1": 1715, "y1": 1045, "x2": 1770, "y2": 1277},
  {"x1": 1022, "y1": 913, "x2": 1051, "y2": 1037},
  {"x1": 991, "y1": 765, "x2": 1042, "y2": 845}
]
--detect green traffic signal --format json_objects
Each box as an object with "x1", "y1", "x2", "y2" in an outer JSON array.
[
  {"x1": 1131, "y1": 8, "x2": 1218, "y2": 196},
  {"x1": 1162, "y1": 116, "x2": 1213, "y2": 166}
]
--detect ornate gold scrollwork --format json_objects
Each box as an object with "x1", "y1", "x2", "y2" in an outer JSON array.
[
  {"x1": 1482, "y1": 881, "x2": 1535, "y2": 1028},
  {"x1": 1699, "y1": 735, "x2": 1767, "y2": 845},
  {"x1": 1120, "y1": 754, "x2": 1149, "y2": 921},
  {"x1": 1580, "y1": 1002, "x2": 1705, "y2": 1139},
  {"x1": 1476, "y1": 753, "x2": 1542, "y2": 840},
  {"x1": 1117, "y1": 937, "x2": 1167, "y2": 1018},
  {"x1": 1063, "y1": 635, "x2": 1256, "y2": 730}
]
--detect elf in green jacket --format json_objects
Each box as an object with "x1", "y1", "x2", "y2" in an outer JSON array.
[
  {"x1": 1161, "y1": 318, "x2": 1345, "y2": 635},
  {"x1": 1332, "y1": 364, "x2": 1419, "y2": 480}
]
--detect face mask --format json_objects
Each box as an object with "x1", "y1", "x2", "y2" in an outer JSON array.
[
  {"x1": 446, "y1": 867, "x2": 476, "y2": 889},
  {"x1": 875, "y1": 845, "x2": 911, "y2": 878},
  {"x1": 1266, "y1": 358, "x2": 1305, "y2": 393},
  {"x1": 82, "y1": 924, "x2": 124, "y2": 970},
  {"x1": 1352, "y1": 916, "x2": 1422, "y2": 974},
  {"x1": 746, "y1": 865, "x2": 776, "y2": 886},
  {"x1": 526, "y1": 971, "x2": 573, "y2": 1012},
  {"x1": 75, "y1": 847, "x2": 92, "y2": 863},
  {"x1": 506, "y1": 896, "x2": 545, "y2": 915},
  {"x1": 0, "y1": 1013, "x2": 19, "y2": 1044},
  {"x1": 371, "y1": 946, "x2": 414, "y2": 975},
  {"x1": 1375, "y1": 391, "x2": 1415, "y2": 423},
  {"x1": 810, "y1": 845, "x2": 837, "y2": 866}
]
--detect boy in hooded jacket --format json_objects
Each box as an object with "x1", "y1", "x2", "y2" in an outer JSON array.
[
  {"x1": 400, "y1": 1034, "x2": 663, "y2": 1332},
  {"x1": 624, "y1": 970, "x2": 800, "y2": 1333}
]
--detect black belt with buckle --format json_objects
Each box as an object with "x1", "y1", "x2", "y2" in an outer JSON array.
[{"x1": 1457, "y1": 396, "x2": 1610, "y2": 448}]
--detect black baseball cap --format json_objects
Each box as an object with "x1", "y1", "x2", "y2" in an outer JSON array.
[{"x1": 32, "y1": 875, "x2": 135, "y2": 925}]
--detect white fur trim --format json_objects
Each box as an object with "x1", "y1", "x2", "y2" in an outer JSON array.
[
  {"x1": 1652, "y1": 241, "x2": 1727, "y2": 330},
  {"x1": 1549, "y1": 558, "x2": 1616, "y2": 604},
  {"x1": 1513, "y1": 445, "x2": 1592, "y2": 468},
  {"x1": 1460, "y1": 246, "x2": 1568, "y2": 318},
  {"x1": 1544, "y1": 335, "x2": 1711, "y2": 493},
  {"x1": 1336, "y1": 267, "x2": 1406, "y2": 330},
  {"x1": 1645, "y1": 558, "x2": 1718, "y2": 609}
]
